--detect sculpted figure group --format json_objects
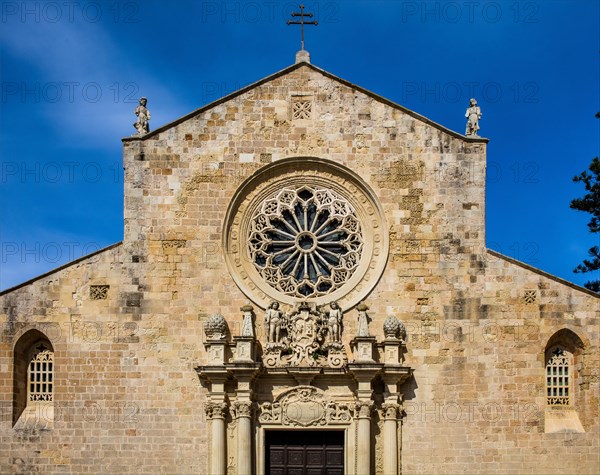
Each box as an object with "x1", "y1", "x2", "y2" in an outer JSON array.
[
  {"x1": 262, "y1": 300, "x2": 346, "y2": 368},
  {"x1": 259, "y1": 301, "x2": 383, "y2": 369},
  {"x1": 264, "y1": 300, "x2": 343, "y2": 345}
]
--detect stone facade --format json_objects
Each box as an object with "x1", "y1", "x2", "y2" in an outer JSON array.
[{"x1": 0, "y1": 62, "x2": 598, "y2": 474}]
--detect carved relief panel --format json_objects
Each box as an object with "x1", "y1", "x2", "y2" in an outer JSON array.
[
  {"x1": 258, "y1": 386, "x2": 353, "y2": 427},
  {"x1": 262, "y1": 301, "x2": 347, "y2": 369}
]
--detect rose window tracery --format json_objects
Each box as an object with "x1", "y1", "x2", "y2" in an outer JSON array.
[{"x1": 248, "y1": 186, "x2": 364, "y2": 298}]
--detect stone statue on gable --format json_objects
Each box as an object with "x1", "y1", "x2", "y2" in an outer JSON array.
[
  {"x1": 465, "y1": 98, "x2": 482, "y2": 137},
  {"x1": 134, "y1": 97, "x2": 151, "y2": 135}
]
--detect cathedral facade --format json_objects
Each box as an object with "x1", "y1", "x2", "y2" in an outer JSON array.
[{"x1": 1, "y1": 59, "x2": 598, "y2": 474}]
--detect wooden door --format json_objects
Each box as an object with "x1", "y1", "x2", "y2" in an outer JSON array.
[{"x1": 266, "y1": 430, "x2": 344, "y2": 475}]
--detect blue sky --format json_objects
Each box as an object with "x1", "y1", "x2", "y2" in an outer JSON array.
[{"x1": 0, "y1": 0, "x2": 598, "y2": 291}]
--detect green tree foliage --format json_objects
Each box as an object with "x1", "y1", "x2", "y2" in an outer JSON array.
[{"x1": 570, "y1": 155, "x2": 600, "y2": 292}]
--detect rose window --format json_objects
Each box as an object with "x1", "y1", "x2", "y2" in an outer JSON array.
[{"x1": 248, "y1": 186, "x2": 364, "y2": 298}]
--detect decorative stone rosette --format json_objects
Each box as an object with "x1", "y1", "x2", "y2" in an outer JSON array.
[{"x1": 248, "y1": 185, "x2": 364, "y2": 299}]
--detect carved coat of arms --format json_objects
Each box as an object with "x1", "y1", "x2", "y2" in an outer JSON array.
[
  {"x1": 258, "y1": 386, "x2": 353, "y2": 427},
  {"x1": 263, "y1": 301, "x2": 347, "y2": 368}
]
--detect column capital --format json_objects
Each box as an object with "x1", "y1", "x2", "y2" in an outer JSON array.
[
  {"x1": 205, "y1": 401, "x2": 228, "y2": 420},
  {"x1": 381, "y1": 402, "x2": 401, "y2": 420},
  {"x1": 232, "y1": 400, "x2": 254, "y2": 419},
  {"x1": 355, "y1": 401, "x2": 374, "y2": 419}
]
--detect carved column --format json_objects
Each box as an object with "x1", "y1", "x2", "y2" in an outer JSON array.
[
  {"x1": 356, "y1": 401, "x2": 373, "y2": 475},
  {"x1": 229, "y1": 364, "x2": 260, "y2": 475},
  {"x1": 382, "y1": 403, "x2": 401, "y2": 475},
  {"x1": 349, "y1": 363, "x2": 381, "y2": 475},
  {"x1": 233, "y1": 401, "x2": 253, "y2": 475},
  {"x1": 205, "y1": 402, "x2": 228, "y2": 475},
  {"x1": 380, "y1": 316, "x2": 410, "y2": 474}
]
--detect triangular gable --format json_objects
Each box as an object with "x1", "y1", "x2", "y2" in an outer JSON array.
[
  {"x1": 0, "y1": 242, "x2": 123, "y2": 296},
  {"x1": 123, "y1": 61, "x2": 489, "y2": 143},
  {"x1": 487, "y1": 249, "x2": 600, "y2": 299}
]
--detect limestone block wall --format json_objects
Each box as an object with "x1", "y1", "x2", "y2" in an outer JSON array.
[
  {"x1": 400, "y1": 252, "x2": 599, "y2": 474},
  {"x1": 0, "y1": 243, "x2": 210, "y2": 474}
]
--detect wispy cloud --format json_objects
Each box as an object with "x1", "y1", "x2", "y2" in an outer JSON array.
[{"x1": 1, "y1": 17, "x2": 186, "y2": 146}]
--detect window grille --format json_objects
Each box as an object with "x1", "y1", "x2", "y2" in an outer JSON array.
[
  {"x1": 28, "y1": 345, "x2": 53, "y2": 402},
  {"x1": 546, "y1": 348, "x2": 569, "y2": 405}
]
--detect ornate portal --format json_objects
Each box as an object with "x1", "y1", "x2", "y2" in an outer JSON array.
[
  {"x1": 197, "y1": 302, "x2": 412, "y2": 475},
  {"x1": 206, "y1": 158, "x2": 410, "y2": 475}
]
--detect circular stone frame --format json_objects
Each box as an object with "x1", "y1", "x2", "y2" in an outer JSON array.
[{"x1": 223, "y1": 157, "x2": 389, "y2": 309}]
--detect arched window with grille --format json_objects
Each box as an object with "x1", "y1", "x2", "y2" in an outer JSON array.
[
  {"x1": 13, "y1": 329, "x2": 54, "y2": 428},
  {"x1": 543, "y1": 329, "x2": 585, "y2": 433}
]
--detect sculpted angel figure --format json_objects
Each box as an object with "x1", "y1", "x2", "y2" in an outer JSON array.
[
  {"x1": 327, "y1": 301, "x2": 342, "y2": 343},
  {"x1": 465, "y1": 98, "x2": 482, "y2": 136},
  {"x1": 265, "y1": 301, "x2": 283, "y2": 343},
  {"x1": 134, "y1": 97, "x2": 151, "y2": 134}
]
